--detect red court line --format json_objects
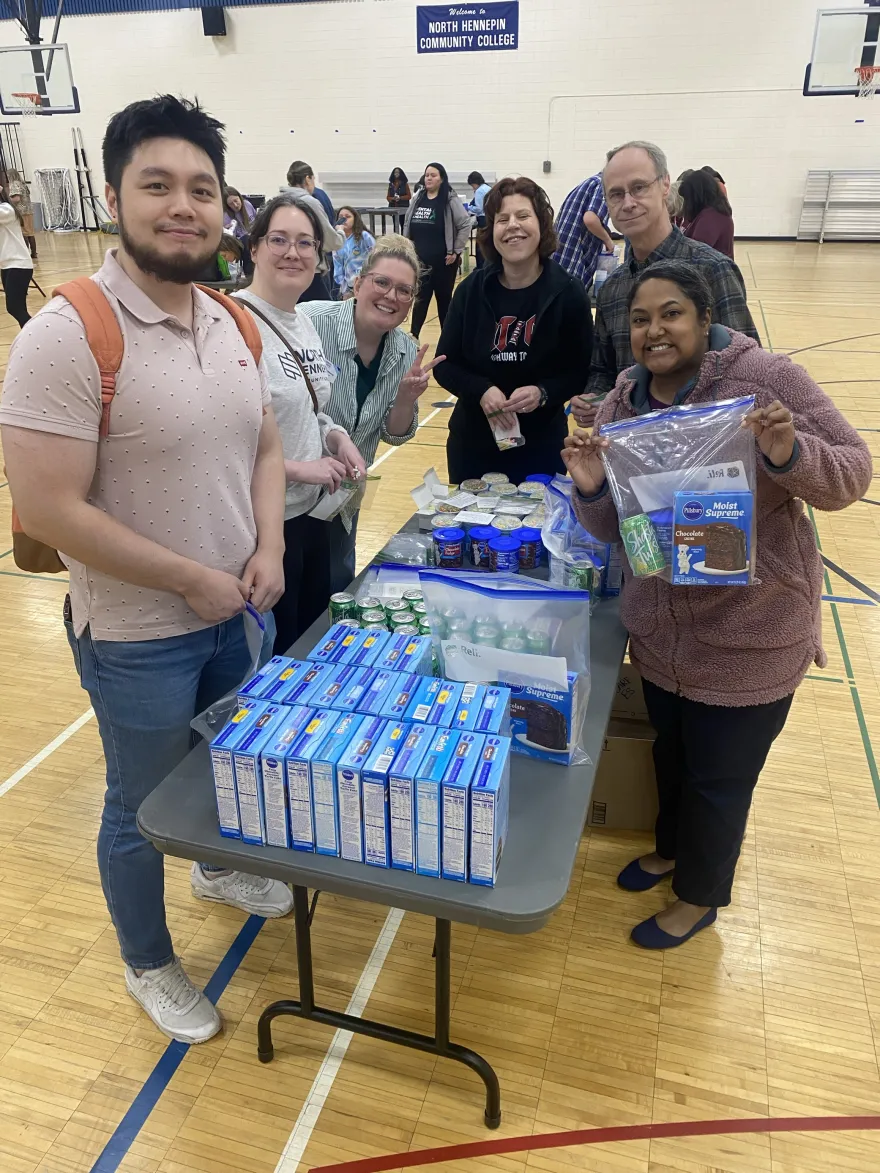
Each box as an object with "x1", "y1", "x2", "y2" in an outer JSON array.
[{"x1": 310, "y1": 1114, "x2": 880, "y2": 1173}]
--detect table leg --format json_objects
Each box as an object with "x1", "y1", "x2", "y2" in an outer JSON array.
[{"x1": 256, "y1": 890, "x2": 502, "y2": 1128}]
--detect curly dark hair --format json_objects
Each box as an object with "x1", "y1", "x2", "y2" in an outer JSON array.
[{"x1": 478, "y1": 177, "x2": 558, "y2": 266}]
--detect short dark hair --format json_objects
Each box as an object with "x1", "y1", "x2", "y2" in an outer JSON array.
[
  {"x1": 467, "y1": 171, "x2": 486, "y2": 186},
  {"x1": 102, "y1": 95, "x2": 226, "y2": 193},
  {"x1": 701, "y1": 165, "x2": 725, "y2": 184},
  {"x1": 628, "y1": 260, "x2": 714, "y2": 320},
  {"x1": 478, "y1": 177, "x2": 558, "y2": 266},
  {"x1": 248, "y1": 191, "x2": 324, "y2": 252},
  {"x1": 679, "y1": 170, "x2": 732, "y2": 222},
  {"x1": 287, "y1": 159, "x2": 314, "y2": 187}
]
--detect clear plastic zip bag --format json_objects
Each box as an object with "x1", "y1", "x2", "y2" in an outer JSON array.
[
  {"x1": 190, "y1": 607, "x2": 273, "y2": 742},
  {"x1": 599, "y1": 396, "x2": 757, "y2": 583}
]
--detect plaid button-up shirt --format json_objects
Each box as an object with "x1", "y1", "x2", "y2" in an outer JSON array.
[
  {"x1": 585, "y1": 226, "x2": 759, "y2": 399},
  {"x1": 552, "y1": 174, "x2": 609, "y2": 287}
]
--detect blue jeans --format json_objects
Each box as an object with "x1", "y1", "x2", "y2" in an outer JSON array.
[{"x1": 65, "y1": 615, "x2": 252, "y2": 970}]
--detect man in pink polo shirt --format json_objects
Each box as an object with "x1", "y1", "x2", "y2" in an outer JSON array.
[{"x1": 0, "y1": 96, "x2": 291, "y2": 1044}]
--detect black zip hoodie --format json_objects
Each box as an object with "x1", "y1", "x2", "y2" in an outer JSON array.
[{"x1": 435, "y1": 258, "x2": 593, "y2": 441}]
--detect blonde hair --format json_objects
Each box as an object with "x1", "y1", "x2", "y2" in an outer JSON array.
[{"x1": 360, "y1": 233, "x2": 421, "y2": 293}]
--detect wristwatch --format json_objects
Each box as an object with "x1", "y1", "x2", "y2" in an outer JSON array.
[{"x1": 537, "y1": 385, "x2": 549, "y2": 408}]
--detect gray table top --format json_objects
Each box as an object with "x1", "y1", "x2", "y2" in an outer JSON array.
[{"x1": 138, "y1": 589, "x2": 626, "y2": 936}]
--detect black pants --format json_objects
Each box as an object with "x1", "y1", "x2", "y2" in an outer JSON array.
[
  {"x1": 410, "y1": 257, "x2": 458, "y2": 338},
  {"x1": 272, "y1": 513, "x2": 332, "y2": 655},
  {"x1": 2, "y1": 266, "x2": 32, "y2": 328},
  {"x1": 446, "y1": 415, "x2": 567, "y2": 485},
  {"x1": 327, "y1": 512, "x2": 359, "y2": 596},
  {"x1": 642, "y1": 679, "x2": 793, "y2": 907}
]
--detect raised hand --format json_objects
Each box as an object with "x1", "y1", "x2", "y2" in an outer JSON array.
[
  {"x1": 398, "y1": 345, "x2": 446, "y2": 402},
  {"x1": 743, "y1": 400, "x2": 796, "y2": 468},
  {"x1": 561, "y1": 430, "x2": 609, "y2": 497}
]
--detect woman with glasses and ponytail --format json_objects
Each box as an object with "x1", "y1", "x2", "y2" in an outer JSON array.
[
  {"x1": 234, "y1": 193, "x2": 366, "y2": 651},
  {"x1": 301, "y1": 235, "x2": 445, "y2": 591}
]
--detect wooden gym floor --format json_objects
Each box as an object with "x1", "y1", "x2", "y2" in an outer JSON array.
[{"x1": 1, "y1": 232, "x2": 880, "y2": 1173}]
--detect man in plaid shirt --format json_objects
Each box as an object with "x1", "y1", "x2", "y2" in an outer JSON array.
[
  {"x1": 571, "y1": 141, "x2": 759, "y2": 428},
  {"x1": 553, "y1": 174, "x2": 614, "y2": 288}
]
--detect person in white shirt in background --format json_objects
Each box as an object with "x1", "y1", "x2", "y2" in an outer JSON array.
[
  {"x1": 0, "y1": 181, "x2": 33, "y2": 328},
  {"x1": 235, "y1": 192, "x2": 366, "y2": 651}
]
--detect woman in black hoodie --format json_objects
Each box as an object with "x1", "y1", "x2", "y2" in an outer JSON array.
[{"x1": 435, "y1": 176, "x2": 593, "y2": 483}]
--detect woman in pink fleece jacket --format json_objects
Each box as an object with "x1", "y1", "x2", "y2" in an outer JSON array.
[{"x1": 565, "y1": 260, "x2": 871, "y2": 950}]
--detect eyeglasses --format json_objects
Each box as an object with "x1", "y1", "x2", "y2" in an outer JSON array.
[
  {"x1": 263, "y1": 233, "x2": 320, "y2": 256},
  {"x1": 364, "y1": 273, "x2": 415, "y2": 304},
  {"x1": 605, "y1": 176, "x2": 662, "y2": 209}
]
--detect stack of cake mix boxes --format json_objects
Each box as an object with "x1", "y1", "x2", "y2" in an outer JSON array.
[{"x1": 208, "y1": 628, "x2": 511, "y2": 886}]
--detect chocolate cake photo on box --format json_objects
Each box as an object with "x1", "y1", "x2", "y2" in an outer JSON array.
[
  {"x1": 506, "y1": 673, "x2": 590, "y2": 766},
  {"x1": 671, "y1": 491, "x2": 754, "y2": 587}
]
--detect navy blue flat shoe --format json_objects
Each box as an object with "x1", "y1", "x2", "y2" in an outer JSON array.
[
  {"x1": 630, "y1": 907, "x2": 718, "y2": 949},
  {"x1": 617, "y1": 858, "x2": 675, "y2": 892}
]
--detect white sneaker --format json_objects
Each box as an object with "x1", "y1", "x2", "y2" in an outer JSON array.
[
  {"x1": 190, "y1": 863, "x2": 294, "y2": 918},
  {"x1": 125, "y1": 958, "x2": 221, "y2": 1044}
]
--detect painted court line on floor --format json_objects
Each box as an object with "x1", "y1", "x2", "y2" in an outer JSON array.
[
  {"x1": 368, "y1": 403, "x2": 449, "y2": 473},
  {"x1": 0, "y1": 707, "x2": 93, "y2": 799},
  {"x1": 308, "y1": 1113, "x2": 880, "y2": 1173},
  {"x1": 274, "y1": 908, "x2": 405, "y2": 1173}
]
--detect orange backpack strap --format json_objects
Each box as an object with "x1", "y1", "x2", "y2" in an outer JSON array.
[
  {"x1": 196, "y1": 285, "x2": 263, "y2": 368},
  {"x1": 53, "y1": 277, "x2": 124, "y2": 437}
]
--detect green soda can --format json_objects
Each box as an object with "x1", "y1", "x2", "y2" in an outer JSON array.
[
  {"x1": 565, "y1": 558, "x2": 598, "y2": 593},
  {"x1": 441, "y1": 606, "x2": 466, "y2": 625},
  {"x1": 500, "y1": 620, "x2": 526, "y2": 641},
  {"x1": 357, "y1": 595, "x2": 382, "y2": 617},
  {"x1": 363, "y1": 622, "x2": 388, "y2": 631},
  {"x1": 499, "y1": 636, "x2": 527, "y2": 653},
  {"x1": 385, "y1": 599, "x2": 409, "y2": 617},
  {"x1": 360, "y1": 609, "x2": 388, "y2": 627},
  {"x1": 396, "y1": 624, "x2": 420, "y2": 635},
  {"x1": 411, "y1": 601, "x2": 428, "y2": 617},
  {"x1": 526, "y1": 629, "x2": 552, "y2": 655},
  {"x1": 336, "y1": 618, "x2": 361, "y2": 629},
  {"x1": 621, "y1": 513, "x2": 666, "y2": 577},
  {"x1": 447, "y1": 616, "x2": 472, "y2": 636},
  {"x1": 328, "y1": 592, "x2": 357, "y2": 622},
  {"x1": 418, "y1": 620, "x2": 432, "y2": 637},
  {"x1": 472, "y1": 624, "x2": 501, "y2": 646},
  {"x1": 391, "y1": 611, "x2": 416, "y2": 628},
  {"x1": 402, "y1": 589, "x2": 424, "y2": 604}
]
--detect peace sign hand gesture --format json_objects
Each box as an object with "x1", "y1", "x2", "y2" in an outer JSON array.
[{"x1": 398, "y1": 345, "x2": 446, "y2": 403}]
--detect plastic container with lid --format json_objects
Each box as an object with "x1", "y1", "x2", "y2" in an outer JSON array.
[
  {"x1": 433, "y1": 526, "x2": 465, "y2": 569},
  {"x1": 492, "y1": 515, "x2": 521, "y2": 534},
  {"x1": 469, "y1": 524, "x2": 500, "y2": 569},
  {"x1": 525, "y1": 473, "x2": 553, "y2": 485},
  {"x1": 512, "y1": 526, "x2": 544, "y2": 570},
  {"x1": 488, "y1": 535, "x2": 522, "y2": 574}
]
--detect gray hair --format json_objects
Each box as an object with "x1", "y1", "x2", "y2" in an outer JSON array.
[{"x1": 604, "y1": 140, "x2": 669, "y2": 181}]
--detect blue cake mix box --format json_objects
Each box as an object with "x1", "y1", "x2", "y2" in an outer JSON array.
[
  {"x1": 469, "y1": 736, "x2": 511, "y2": 887},
  {"x1": 441, "y1": 733, "x2": 485, "y2": 882},
  {"x1": 259, "y1": 705, "x2": 315, "y2": 848},
  {"x1": 388, "y1": 723, "x2": 435, "y2": 871},
  {"x1": 283, "y1": 708, "x2": 340, "y2": 851},
  {"x1": 508, "y1": 672, "x2": 586, "y2": 765},
  {"x1": 210, "y1": 701, "x2": 266, "y2": 838},
  {"x1": 362, "y1": 721, "x2": 408, "y2": 868},
  {"x1": 307, "y1": 623, "x2": 368, "y2": 665},
  {"x1": 308, "y1": 712, "x2": 368, "y2": 856},
  {"x1": 672, "y1": 490, "x2": 754, "y2": 586},
  {"x1": 405, "y1": 678, "x2": 464, "y2": 726},
  {"x1": 374, "y1": 632, "x2": 433, "y2": 675},
  {"x1": 449, "y1": 682, "x2": 487, "y2": 732},
  {"x1": 379, "y1": 671, "x2": 422, "y2": 720},
  {"x1": 356, "y1": 669, "x2": 403, "y2": 716},
  {"x1": 339, "y1": 628, "x2": 391, "y2": 668},
  {"x1": 309, "y1": 663, "x2": 377, "y2": 712},
  {"x1": 473, "y1": 686, "x2": 511, "y2": 736},
  {"x1": 236, "y1": 656, "x2": 304, "y2": 705},
  {"x1": 336, "y1": 715, "x2": 388, "y2": 862},
  {"x1": 275, "y1": 660, "x2": 336, "y2": 707},
  {"x1": 249, "y1": 658, "x2": 314, "y2": 705},
  {"x1": 230, "y1": 704, "x2": 291, "y2": 845},
  {"x1": 415, "y1": 728, "x2": 461, "y2": 878}
]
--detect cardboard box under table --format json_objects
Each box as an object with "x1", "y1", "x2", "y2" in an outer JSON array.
[{"x1": 137, "y1": 517, "x2": 627, "y2": 1130}]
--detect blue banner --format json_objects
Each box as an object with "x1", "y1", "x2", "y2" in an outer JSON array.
[{"x1": 417, "y1": 2, "x2": 519, "y2": 54}]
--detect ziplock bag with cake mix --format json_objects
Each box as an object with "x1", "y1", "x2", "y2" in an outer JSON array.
[
  {"x1": 418, "y1": 570, "x2": 592, "y2": 765},
  {"x1": 599, "y1": 396, "x2": 757, "y2": 584}
]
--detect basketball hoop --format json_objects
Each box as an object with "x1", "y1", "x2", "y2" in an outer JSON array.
[
  {"x1": 10, "y1": 92, "x2": 43, "y2": 116},
  {"x1": 855, "y1": 66, "x2": 880, "y2": 100}
]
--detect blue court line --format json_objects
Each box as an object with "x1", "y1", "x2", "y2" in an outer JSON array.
[
  {"x1": 89, "y1": 913, "x2": 265, "y2": 1173},
  {"x1": 823, "y1": 595, "x2": 876, "y2": 606}
]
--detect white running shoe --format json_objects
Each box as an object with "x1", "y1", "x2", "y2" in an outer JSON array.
[
  {"x1": 190, "y1": 863, "x2": 294, "y2": 918},
  {"x1": 125, "y1": 958, "x2": 221, "y2": 1044}
]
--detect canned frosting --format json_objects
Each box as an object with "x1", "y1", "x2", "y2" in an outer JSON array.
[
  {"x1": 512, "y1": 526, "x2": 543, "y2": 570},
  {"x1": 433, "y1": 526, "x2": 465, "y2": 569},
  {"x1": 488, "y1": 536, "x2": 522, "y2": 573},
  {"x1": 469, "y1": 524, "x2": 500, "y2": 569}
]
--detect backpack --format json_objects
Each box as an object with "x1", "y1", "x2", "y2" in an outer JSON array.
[{"x1": 9, "y1": 277, "x2": 264, "y2": 575}]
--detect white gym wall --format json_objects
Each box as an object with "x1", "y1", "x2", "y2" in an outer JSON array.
[{"x1": 6, "y1": 0, "x2": 879, "y2": 236}]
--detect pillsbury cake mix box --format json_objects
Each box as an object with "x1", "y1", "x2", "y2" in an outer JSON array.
[
  {"x1": 356, "y1": 669, "x2": 403, "y2": 716},
  {"x1": 441, "y1": 732, "x2": 485, "y2": 882},
  {"x1": 415, "y1": 728, "x2": 461, "y2": 878},
  {"x1": 340, "y1": 628, "x2": 391, "y2": 668},
  {"x1": 379, "y1": 671, "x2": 423, "y2": 720},
  {"x1": 375, "y1": 632, "x2": 433, "y2": 675},
  {"x1": 231, "y1": 704, "x2": 292, "y2": 845},
  {"x1": 275, "y1": 660, "x2": 336, "y2": 707},
  {"x1": 672, "y1": 491, "x2": 754, "y2": 586},
  {"x1": 449, "y1": 683, "x2": 487, "y2": 732},
  {"x1": 362, "y1": 721, "x2": 408, "y2": 868},
  {"x1": 508, "y1": 672, "x2": 586, "y2": 766},
  {"x1": 310, "y1": 711, "x2": 369, "y2": 856},
  {"x1": 336, "y1": 715, "x2": 388, "y2": 862},
  {"x1": 211, "y1": 701, "x2": 265, "y2": 838},
  {"x1": 307, "y1": 623, "x2": 368, "y2": 665},
  {"x1": 388, "y1": 723, "x2": 435, "y2": 871},
  {"x1": 473, "y1": 686, "x2": 511, "y2": 736},
  {"x1": 469, "y1": 736, "x2": 511, "y2": 887},
  {"x1": 310, "y1": 663, "x2": 378, "y2": 712},
  {"x1": 259, "y1": 705, "x2": 315, "y2": 848},
  {"x1": 405, "y1": 678, "x2": 464, "y2": 727},
  {"x1": 284, "y1": 708, "x2": 341, "y2": 852},
  {"x1": 238, "y1": 657, "x2": 311, "y2": 705}
]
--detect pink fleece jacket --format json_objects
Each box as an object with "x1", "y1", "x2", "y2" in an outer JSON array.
[{"x1": 574, "y1": 330, "x2": 872, "y2": 707}]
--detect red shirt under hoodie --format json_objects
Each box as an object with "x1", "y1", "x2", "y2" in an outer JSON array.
[{"x1": 575, "y1": 329, "x2": 872, "y2": 707}]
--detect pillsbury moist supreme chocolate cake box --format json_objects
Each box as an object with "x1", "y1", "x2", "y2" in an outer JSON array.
[
  {"x1": 672, "y1": 491, "x2": 753, "y2": 586},
  {"x1": 508, "y1": 673, "x2": 587, "y2": 766}
]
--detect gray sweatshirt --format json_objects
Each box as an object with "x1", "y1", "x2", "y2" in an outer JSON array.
[{"x1": 235, "y1": 291, "x2": 348, "y2": 520}]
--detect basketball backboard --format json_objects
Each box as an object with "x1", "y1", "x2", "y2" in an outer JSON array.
[
  {"x1": 0, "y1": 43, "x2": 79, "y2": 116},
  {"x1": 804, "y1": 6, "x2": 880, "y2": 95}
]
